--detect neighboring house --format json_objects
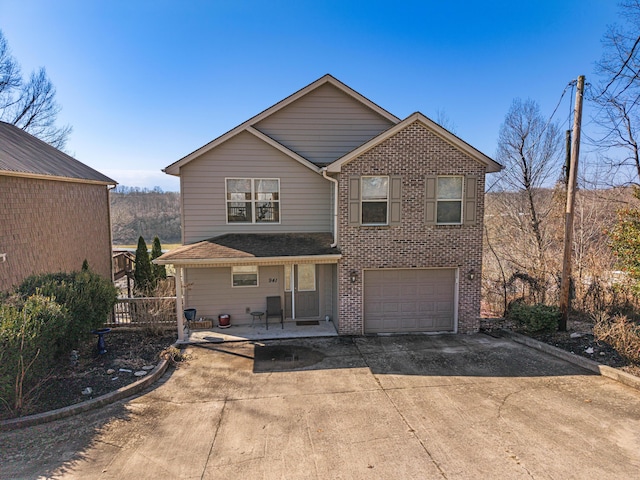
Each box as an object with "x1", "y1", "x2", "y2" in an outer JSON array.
[
  {"x1": 156, "y1": 74, "x2": 501, "y2": 339},
  {"x1": 0, "y1": 121, "x2": 116, "y2": 292}
]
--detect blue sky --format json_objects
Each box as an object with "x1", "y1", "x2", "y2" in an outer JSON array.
[{"x1": 0, "y1": 1, "x2": 621, "y2": 191}]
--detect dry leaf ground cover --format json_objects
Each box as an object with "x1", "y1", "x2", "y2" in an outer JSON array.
[{"x1": 1, "y1": 328, "x2": 176, "y2": 421}]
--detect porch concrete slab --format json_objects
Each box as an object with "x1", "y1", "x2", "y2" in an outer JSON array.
[
  {"x1": 185, "y1": 319, "x2": 338, "y2": 343},
  {"x1": 2, "y1": 334, "x2": 640, "y2": 479}
]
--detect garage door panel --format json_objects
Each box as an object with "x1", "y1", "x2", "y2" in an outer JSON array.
[
  {"x1": 400, "y1": 318, "x2": 418, "y2": 329},
  {"x1": 418, "y1": 302, "x2": 434, "y2": 313},
  {"x1": 418, "y1": 287, "x2": 434, "y2": 297},
  {"x1": 383, "y1": 318, "x2": 401, "y2": 329},
  {"x1": 435, "y1": 300, "x2": 452, "y2": 311},
  {"x1": 417, "y1": 318, "x2": 435, "y2": 329},
  {"x1": 434, "y1": 317, "x2": 452, "y2": 329},
  {"x1": 404, "y1": 285, "x2": 417, "y2": 296},
  {"x1": 367, "y1": 285, "x2": 383, "y2": 297},
  {"x1": 384, "y1": 285, "x2": 401, "y2": 297},
  {"x1": 401, "y1": 303, "x2": 417, "y2": 313},
  {"x1": 383, "y1": 303, "x2": 399, "y2": 313},
  {"x1": 364, "y1": 269, "x2": 456, "y2": 333}
]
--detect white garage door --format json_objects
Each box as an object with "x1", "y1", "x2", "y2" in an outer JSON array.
[{"x1": 364, "y1": 268, "x2": 456, "y2": 333}]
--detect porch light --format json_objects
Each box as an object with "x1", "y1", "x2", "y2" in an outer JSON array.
[
  {"x1": 349, "y1": 270, "x2": 358, "y2": 283},
  {"x1": 468, "y1": 269, "x2": 476, "y2": 281}
]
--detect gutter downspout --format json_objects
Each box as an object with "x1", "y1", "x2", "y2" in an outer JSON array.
[{"x1": 321, "y1": 168, "x2": 338, "y2": 248}]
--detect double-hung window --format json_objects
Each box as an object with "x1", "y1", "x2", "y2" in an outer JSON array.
[
  {"x1": 348, "y1": 175, "x2": 401, "y2": 226},
  {"x1": 436, "y1": 176, "x2": 463, "y2": 224},
  {"x1": 226, "y1": 178, "x2": 280, "y2": 223},
  {"x1": 361, "y1": 176, "x2": 389, "y2": 225},
  {"x1": 426, "y1": 175, "x2": 477, "y2": 226}
]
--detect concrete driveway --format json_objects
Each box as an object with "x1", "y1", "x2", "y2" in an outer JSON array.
[{"x1": 2, "y1": 334, "x2": 640, "y2": 479}]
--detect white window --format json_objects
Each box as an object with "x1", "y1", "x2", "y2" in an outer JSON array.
[
  {"x1": 226, "y1": 178, "x2": 280, "y2": 223},
  {"x1": 361, "y1": 176, "x2": 389, "y2": 225},
  {"x1": 232, "y1": 265, "x2": 258, "y2": 287},
  {"x1": 437, "y1": 176, "x2": 463, "y2": 224}
]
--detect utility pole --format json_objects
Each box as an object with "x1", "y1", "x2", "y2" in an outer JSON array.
[
  {"x1": 564, "y1": 130, "x2": 571, "y2": 186},
  {"x1": 559, "y1": 75, "x2": 585, "y2": 331}
]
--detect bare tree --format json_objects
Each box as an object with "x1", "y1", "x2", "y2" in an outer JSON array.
[
  {"x1": 482, "y1": 188, "x2": 626, "y2": 315},
  {"x1": 492, "y1": 98, "x2": 563, "y2": 299},
  {"x1": 434, "y1": 108, "x2": 457, "y2": 134},
  {"x1": 572, "y1": 190, "x2": 618, "y2": 300},
  {"x1": 0, "y1": 32, "x2": 21, "y2": 106},
  {"x1": 0, "y1": 30, "x2": 71, "y2": 149},
  {"x1": 592, "y1": 0, "x2": 640, "y2": 185}
]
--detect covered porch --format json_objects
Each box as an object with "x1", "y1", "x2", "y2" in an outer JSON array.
[{"x1": 154, "y1": 233, "x2": 341, "y2": 342}]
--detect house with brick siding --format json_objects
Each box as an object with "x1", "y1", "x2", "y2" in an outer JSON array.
[
  {"x1": 156, "y1": 74, "x2": 501, "y2": 340},
  {"x1": 0, "y1": 121, "x2": 116, "y2": 292}
]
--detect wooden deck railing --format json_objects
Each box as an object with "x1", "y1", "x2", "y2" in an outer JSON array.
[{"x1": 109, "y1": 297, "x2": 177, "y2": 327}]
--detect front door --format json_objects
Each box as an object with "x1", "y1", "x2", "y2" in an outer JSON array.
[{"x1": 284, "y1": 264, "x2": 319, "y2": 318}]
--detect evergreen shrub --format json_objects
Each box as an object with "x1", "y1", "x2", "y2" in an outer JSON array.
[
  {"x1": 17, "y1": 267, "x2": 117, "y2": 354},
  {"x1": 0, "y1": 294, "x2": 67, "y2": 415},
  {"x1": 507, "y1": 302, "x2": 560, "y2": 333}
]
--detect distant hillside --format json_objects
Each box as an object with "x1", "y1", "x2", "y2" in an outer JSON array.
[{"x1": 110, "y1": 187, "x2": 181, "y2": 244}]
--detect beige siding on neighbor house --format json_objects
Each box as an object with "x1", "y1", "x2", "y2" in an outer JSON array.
[
  {"x1": 0, "y1": 175, "x2": 112, "y2": 292},
  {"x1": 180, "y1": 131, "x2": 332, "y2": 243},
  {"x1": 254, "y1": 83, "x2": 395, "y2": 165}
]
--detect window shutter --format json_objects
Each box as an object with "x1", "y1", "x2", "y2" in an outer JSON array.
[
  {"x1": 425, "y1": 176, "x2": 436, "y2": 225},
  {"x1": 389, "y1": 176, "x2": 402, "y2": 225},
  {"x1": 348, "y1": 176, "x2": 361, "y2": 226},
  {"x1": 464, "y1": 176, "x2": 478, "y2": 225}
]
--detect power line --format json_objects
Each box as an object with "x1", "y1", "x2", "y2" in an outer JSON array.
[{"x1": 520, "y1": 81, "x2": 575, "y2": 159}]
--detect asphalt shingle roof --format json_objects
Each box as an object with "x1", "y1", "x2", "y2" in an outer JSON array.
[
  {"x1": 0, "y1": 121, "x2": 116, "y2": 184},
  {"x1": 158, "y1": 233, "x2": 340, "y2": 262}
]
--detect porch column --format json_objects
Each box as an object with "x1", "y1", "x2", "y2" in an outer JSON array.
[
  {"x1": 175, "y1": 266, "x2": 185, "y2": 342},
  {"x1": 290, "y1": 264, "x2": 296, "y2": 320}
]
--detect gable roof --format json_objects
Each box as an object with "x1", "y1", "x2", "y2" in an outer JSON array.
[
  {"x1": 326, "y1": 112, "x2": 502, "y2": 173},
  {"x1": 0, "y1": 121, "x2": 116, "y2": 185},
  {"x1": 163, "y1": 74, "x2": 400, "y2": 175}
]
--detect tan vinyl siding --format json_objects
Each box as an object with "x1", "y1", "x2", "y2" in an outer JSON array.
[
  {"x1": 254, "y1": 83, "x2": 395, "y2": 165},
  {"x1": 184, "y1": 266, "x2": 282, "y2": 324},
  {"x1": 184, "y1": 264, "x2": 336, "y2": 324},
  {"x1": 180, "y1": 131, "x2": 332, "y2": 243}
]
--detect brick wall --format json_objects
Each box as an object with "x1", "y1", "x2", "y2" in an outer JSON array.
[
  {"x1": 337, "y1": 122, "x2": 486, "y2": 335},
  {"x1": 0, "y1": 175, "x2": 112, "y2": 292}
]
